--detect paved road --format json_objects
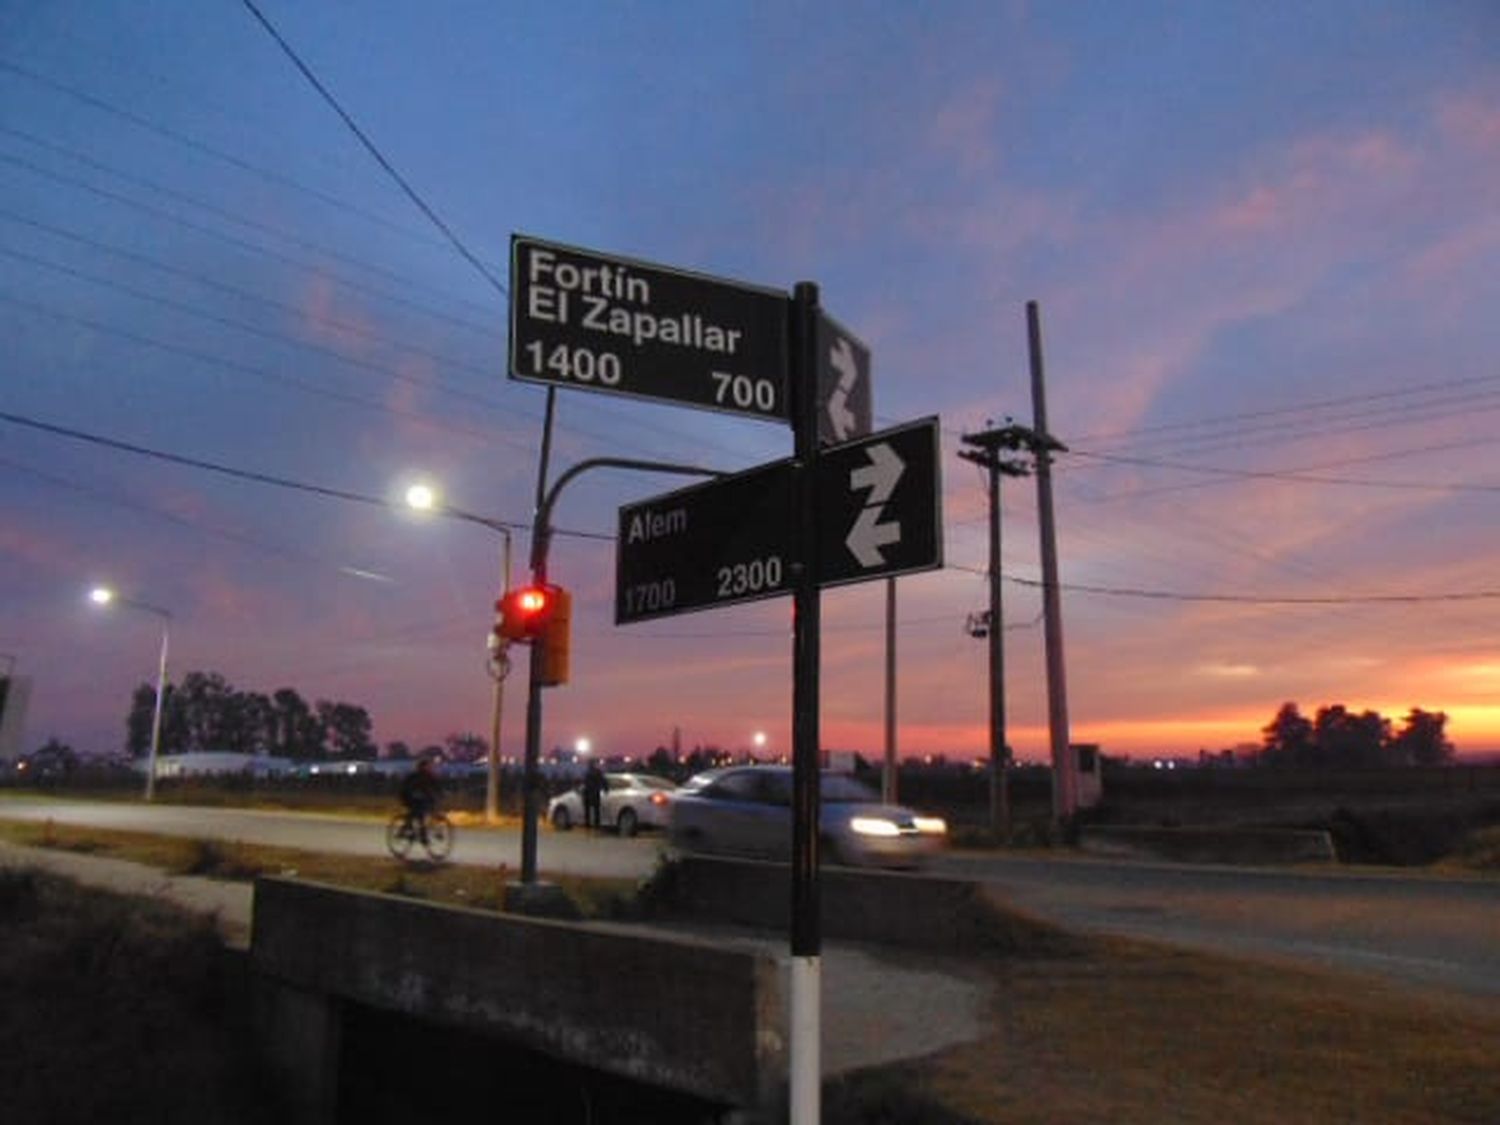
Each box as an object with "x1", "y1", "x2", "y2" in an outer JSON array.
[
  {"x1": 4, "y1": 796, "x2": 1497, "y2": 998},
  {"x1": 0, "y1": 796, "x2": 664, "y2": 878},
  {"x1": 935, "y1": 851, "x2": 1500, "y2": 998}
]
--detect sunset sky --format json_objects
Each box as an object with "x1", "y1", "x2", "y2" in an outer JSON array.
[{"x1": 3, "y1": 1, "x2": 1498, "y2": 764}]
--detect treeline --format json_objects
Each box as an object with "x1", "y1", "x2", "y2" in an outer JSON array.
[
  {"x1": 127, "y1": 670, "x2": 376, "y2": 760},
  {"x1": 1261, "y1": 702, "x2": 1454, "y2": 768}
]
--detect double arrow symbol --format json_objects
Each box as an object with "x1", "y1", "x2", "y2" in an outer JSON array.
[
  {"x1": 826, "y1": 336, "x2": 860, "y2": 442},
  {"x1": 845, "y1": 442, "x2": 904, "y2": 567}
]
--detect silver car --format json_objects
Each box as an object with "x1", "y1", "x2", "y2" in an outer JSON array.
[
  {"x1": 547, "y1": 771, "x2": 677, "y2": 836},
  {"x1": 669, "y1": 765, "x2": 947, "y2": 868}
]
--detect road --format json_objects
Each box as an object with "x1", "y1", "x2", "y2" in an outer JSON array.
[{"x1": 3, "y1": 796, "x2": 1497, "y2": 998}]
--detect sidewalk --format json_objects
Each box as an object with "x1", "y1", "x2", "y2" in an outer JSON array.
[{"x1": 0, "y1": 840, "x2": 991, "y2": 1076}]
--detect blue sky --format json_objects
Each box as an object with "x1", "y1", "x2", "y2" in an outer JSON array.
[{"x1": 3, "y1": 0, "x2": 1498, "y2": 762}]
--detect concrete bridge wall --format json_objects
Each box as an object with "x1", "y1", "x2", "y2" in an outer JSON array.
[{"x1": 249, "y1": 877, "x2": 786, "y2": 1117}]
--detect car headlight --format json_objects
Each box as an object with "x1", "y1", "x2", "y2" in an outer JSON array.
[
  {"x1": 850, "y1": 817, "x2": 901, "y2": 837},
  {"x1": 912, "y1": 816, "x2": 947, "y2": 835}
]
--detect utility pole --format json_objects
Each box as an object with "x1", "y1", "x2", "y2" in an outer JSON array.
[
  {"x1": 959, "y1": 423, "x2": 1032, "y2": 842},
  {"x1": 1026, "y1": 300, "x2": 1075, "y2": 825}
]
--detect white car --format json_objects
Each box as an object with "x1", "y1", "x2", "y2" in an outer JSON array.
[
  {"x1": 669, "y1": 766, "x2": 947, "y2": 867},
  {"x1": 547, "y1": 772, "x2": 678, "y2": 836}
]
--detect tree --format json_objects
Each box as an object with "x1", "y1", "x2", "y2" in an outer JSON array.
[
  {"x1": 272, "y1": 688, "x2": 323, "y2": 759},
  {"x1": 1390, "y1": 708, "x2": 1454, "y2": 766},
  {"x1": 1313, "y1": 705, "x2": 1389, "y2": 768},
  {"x1": 317, "y1": 700, "x2": 374, "y2": 759},
  {"x1": 443, "y1": 732, "x2": 488, "y2": 764},
  {"x1": 1261, "y1": 702, "x2": 1314, "y2": 766},
  {"x1": 176, "y1": 671, "x2": 235, "y2": 752},
  {"x1": 384, "y1": 740, "x2": 412, "y2": 761}
]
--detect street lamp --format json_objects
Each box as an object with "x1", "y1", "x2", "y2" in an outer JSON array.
[
  {"x1": 89, "y1": 585, "x2": 171, "y2": 801},
  {"x1": 404, "y1": 481, "x2": 516, "y2": 825}
]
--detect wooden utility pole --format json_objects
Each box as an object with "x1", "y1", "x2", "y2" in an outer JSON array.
[
  {"x1": 960, "y1": 424, "x2": 1032, "y2": 842},
  {"x1": 1026, "y1": 301, "x2": 1075, "y2": 824}
]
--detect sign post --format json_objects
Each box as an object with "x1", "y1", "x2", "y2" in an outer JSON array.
[
  {"x1": 510, "y1": 233, "x2": 945, "y2": 1125},
  {"x1": 788, "y1": 281, "x2": 822, "y2": 1125}
]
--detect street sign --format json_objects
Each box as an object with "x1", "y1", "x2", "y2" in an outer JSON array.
[
  {"x1": 615, "y1": 417, "x2": 942, "y2": 623},
  {"x1": 510, "y1": 235, "x2": 790, "y2": 421},
  {"x1": 816, "y1": 416, "x2": 942, "y2": 587},
  {"x1": 816, "y1": 312, "x2": 872, "y2": 445},
  {"x1": 616, "y1": 458, "x2": 795, "y2": 623}
]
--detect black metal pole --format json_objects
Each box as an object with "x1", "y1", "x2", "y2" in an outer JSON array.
[
  {"x1": 518, "y1": 387, "x2": 557, "y2": 885},
  {"x1": 790, "y1": 281, "x2": 821, "y2": 957}
]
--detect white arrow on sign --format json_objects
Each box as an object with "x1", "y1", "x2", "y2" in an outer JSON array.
[
  {"x1": 846, "y1": 441, "x2": 906, "y2": 567},
  {"x1": 826, "y1": 336, "x2": 861, "y2": 441},
  {"x1": 850, "y1": 441, "x2": 904, "y2": 504},
  {"x1": 846, "y1": 505, "x2": 902, "y2": 567}
]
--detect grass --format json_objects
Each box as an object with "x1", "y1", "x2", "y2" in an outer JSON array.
[
  {"x1": 826, "y1": 939, "x2": 1500, "y2": 1125},
  {"x1": 0, "y1": 816, "x2": 644, "y2": 916},
  {"x1": 0, "y1": 868, "x2": 281, "y2": 1123}
]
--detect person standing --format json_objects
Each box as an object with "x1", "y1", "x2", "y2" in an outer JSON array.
[{"x1": 582, "y1": 759, "x2": 605, "y2": 831}]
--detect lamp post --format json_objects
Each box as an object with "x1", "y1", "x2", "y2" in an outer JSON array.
[
  {"x1": 89, "y1": 586, "x2": 171, "y2": 801},
  {"x1": 404, "y1": 483, "x2": 515, "y2": 825}
]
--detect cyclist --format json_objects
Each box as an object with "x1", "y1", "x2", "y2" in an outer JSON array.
[{"x1": 398, "y1": 757, "x2": 441, "y2": 843}]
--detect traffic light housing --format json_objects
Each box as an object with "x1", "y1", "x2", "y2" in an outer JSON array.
[
  {"x1": 537, "y1": 586, "x2": 571, "y2": 687},
  {"x1": 493, "y1": 584, "x2": 571, "y2": 686},
  {"x1": 496, "y1": 584, "x2": 556, "y2": 641}
]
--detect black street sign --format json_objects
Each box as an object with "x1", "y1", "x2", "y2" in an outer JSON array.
[
  {"x1": 816, "y1": 416, "x2": 942, "y2": 587},
  {"x1": 816, "y1": 312, "x2": 872, "y2": 445},
  {"x1": 615, "y1": 417, "x2": 942, "y2": 623},
  {"x1": 616, "y1": 459, "x2": 795, "y2": 623},
  {"x1": 510, "y1": 235, "x2": 790, "y2": 421}
]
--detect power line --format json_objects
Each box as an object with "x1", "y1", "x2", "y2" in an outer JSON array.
[
  {"x1": 0, "y1": 54, "x2": 444, "y2": 252},
  {"x1": 0, "y1": 452, "x2": 388, "y2": 579},
  {"x1": 0, "y1": 123, "x2": 498, "y2": 323},
  {"x1": 0, "y1": 291, "x2": 516, "y2": 449},
  {"x1": 1069, "y1": 371, "x2": 1500, "y2": 450},
  {"x1": 0, "y1": 202, "x2": 495, "y2": 381},
  {"x1": 1069, "y1": 444, "x2": 1500, "y2": 494},
  {"x1": 0, "y1": 239, "x2": 522, "y2": 423},
  {"x1": 944, "y1": 561, "x2": 1500, "y2": 606},
  {"x1": 0, "y1": 148, "x2": 501, "y2": 339},
  {"x1": 1004, "y1": 575, "x2": 1500, "y2": 605},
  {"x1": 240, "y1": 0, "x2": 509, "y2": 299},
  {"x1": 0, "y1": 407, "x2": 614, "y2": 545}
]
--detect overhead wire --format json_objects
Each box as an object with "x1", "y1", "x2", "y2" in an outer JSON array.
[
  {"x1": 0, "y1": 148, "x2": 500, "y2": 339},
  {"x1": 0, "y1": 55, "x2": 453, "y2": 255},
  {"x1": 239, "y1": 0, "x2": 509, "y2": 300},
  {"x1": 0, "y1": 123, "x2": 498, "y2": 322},
  {"x1": 0, "y1": 407, "x2": 608, "y2": 545}
]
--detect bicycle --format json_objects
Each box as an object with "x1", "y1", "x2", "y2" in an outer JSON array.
[{"x1": 385, "y1": 809, "x2": 454, "y2": 862}]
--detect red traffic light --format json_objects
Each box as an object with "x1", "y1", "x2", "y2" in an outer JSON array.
[{"x1": 496, "y1": 584, "x2": 559, "y2": 641}]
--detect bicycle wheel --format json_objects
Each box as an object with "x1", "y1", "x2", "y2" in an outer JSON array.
[
  {"x1": 423, "y1": 813, "x2": 454, "y2": 861},
  {"x1": 386, "y1": 813, "x2": 415, "y2": 859}
]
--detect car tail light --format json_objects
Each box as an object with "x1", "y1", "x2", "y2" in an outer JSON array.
[{"x1": 650, "y1": 792, "x2": 669, "y2": 806}]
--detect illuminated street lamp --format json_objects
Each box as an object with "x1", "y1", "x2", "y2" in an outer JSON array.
[
  {"x1": 89, "y1": 585, "x2": 171, "y2": 801},
  {"x1": 404, "y1": 480, "x2": 516, "y2": 825},
  {"x1": 575, "y1": 736, "x2": 592, "y2": 757}
]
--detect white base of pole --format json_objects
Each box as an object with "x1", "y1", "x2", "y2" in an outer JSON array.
[{"x1": 790, "y1": 954, "x2": 821, "y2": 1125}]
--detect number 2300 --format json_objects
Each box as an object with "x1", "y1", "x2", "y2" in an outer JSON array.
[{"x1": 717, "y1": 556, "x2": 783, "y2": 598}]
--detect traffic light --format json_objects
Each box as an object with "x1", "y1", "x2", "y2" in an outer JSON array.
[
  {"x1": 495, "y1": 584, "x2": 557, "y2": 641},
  {"x1": 494, "y1": 585, "x2": 571, "y2": 686}
]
